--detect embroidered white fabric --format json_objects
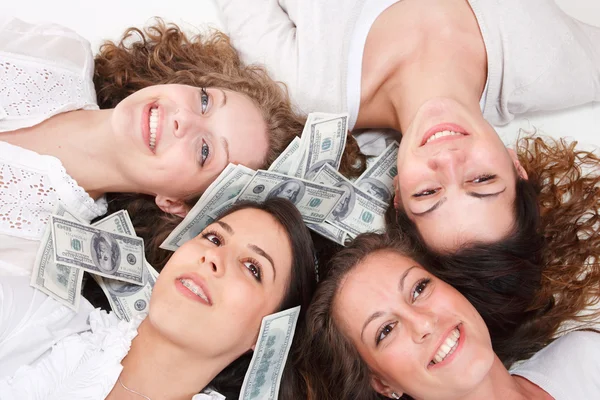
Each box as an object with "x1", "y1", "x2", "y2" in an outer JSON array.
[{"x1": 0, "y1": 142, "x2": 107, "y2": 241}]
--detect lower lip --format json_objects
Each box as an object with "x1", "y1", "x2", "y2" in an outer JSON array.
[
  {"x1": 174, "y1": 279, "x2": 211, "y2": 306},
  {"x1": 428, "y1": 324, "x2": 465, "y2": 370},
  {"x1": 420, "y1": 123, "x2": 469, "y2": 147}
]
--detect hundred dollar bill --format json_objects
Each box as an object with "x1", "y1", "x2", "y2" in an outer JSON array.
[
  {"x1": 51, "y1": 216, "x2": 145, "y2": 285},
  {"x1": 91, "y1": 211, "x2": 159, "y2": 321},
  {"x1": 30, "y1": 203, "x2": 84, "y2": 311},
  {"x1": 288, "y1": 113, "x2": 334, "y2": 178},
  {"x1": 92, "y1": 210, "x2": 135, "y2": 236},
  {"x1": 300, "y1": 113, "x2": 348, "y2": 181},
  {"x1": 268, "y1": 136, "x2": 302, "y2": 175},
  {"x1": 306, "y1": 221, "x2": 350, "y2": 247},
  {"x1": 355, "y1": 141, "x2": 399, "y2": 203},
  {"x1": 314, "y1": 164, "x2": 387, "y2": 236},
  {"x1": 160, "y1": 164, "x2": 255, "y2": 251},
  {"x1": 234, "y1": 170, "x2": 344, "y2": 223},
  {"x1": 240, "y1": 306, "x2": 301, "y2": 400}
]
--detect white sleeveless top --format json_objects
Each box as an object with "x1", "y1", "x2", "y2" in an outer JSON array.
[{"x1": 0, "y1": 17, "x2": 106, "y2": 276}]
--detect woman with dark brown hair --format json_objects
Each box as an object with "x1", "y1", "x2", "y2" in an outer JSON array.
[
  {"x1": 0, "y1": 17, "x2": 365, "y2": 275},
  {"x1": 298, "y1": 232, "x2": 600, "y2": 400}
]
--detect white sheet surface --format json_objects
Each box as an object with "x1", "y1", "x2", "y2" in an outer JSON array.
[{"x1": 1, "y1": 0, "x2": 599, "y2": 149}]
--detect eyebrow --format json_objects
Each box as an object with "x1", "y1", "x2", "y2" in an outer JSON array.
[
  {"x1": 412, "y1": 188, "x2": 507, "y2": 217},
  {"x1": 216, "y1": 220, "x2": 233, "y2": 234},
  {"x1": 399, "y1": 265, "x2": 418, "y2": 292},
  {"x1": 220, "y1": 137, "x2": 230, "y2": 165},
  {"x1": 219, "y1": 89, "x2": 228, "y2": 107},
  {"x1": 466, "y1": 188, "x2": 506, "y2": 199},
  {"x1": 361, "y1": 311, "x2": 384, "y2": 343},
  {"x1": 248, "y1": 244, "x2": 276, "y2": 281}
]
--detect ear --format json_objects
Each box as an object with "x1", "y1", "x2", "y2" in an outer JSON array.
[
  {"x1": 370, "y1": 374, "x2": 402, "y2": 399},
  {"x1": 155, "y1": 195, "x2": 190, "y2": 218},
  {"x1": 506, "y1": 148, "x2": 528, "y2": 180}
]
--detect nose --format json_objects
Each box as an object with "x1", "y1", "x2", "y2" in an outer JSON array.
[
  {"x1": 407, "y1": 309, "x2": 437, "y2": 344},
  {"x1": 426, "y1": 148, "x2": 465, "y2": 181},
  {"x1": 199, "y1": 247, "x2": 226, "y2": 278},
  {"x1": 173, "y1": 108, "x2": 203, "y2": 139}
]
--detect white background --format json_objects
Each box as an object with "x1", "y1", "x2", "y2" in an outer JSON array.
[{"x1": 1, "y1": 0, "x2": 599, "y2": 148}]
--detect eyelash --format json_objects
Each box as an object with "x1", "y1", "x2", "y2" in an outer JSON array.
[
  {"x1": 200, "y1": 230, "x2": 262, "y2": 282},
  {"x1": 374, "y1": 278, "x2": 432, "y2": 346},
  {"x1": 470, "y1": 174, "x2": 496, "y2": 183},
  {"x1": 412, "y1": 174, "x2": 497, "y2": 197},
  {"x1": 200, "y1": 88, "x2": 210, "y2": 114}
]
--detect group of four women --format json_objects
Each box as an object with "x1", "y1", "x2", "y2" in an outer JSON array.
[{"x1": 0, "y1": 0, "x2": 599, "y2": 398}]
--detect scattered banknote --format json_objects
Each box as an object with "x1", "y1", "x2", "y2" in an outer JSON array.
[
  {"x1": 234, "y1": 170, "x2": 344, "y2": 224},
  {"x1": 92, "y1": 210, "x2": 136, "y2": 236},
  {"x1": 51, "y1": 216, "x2": 145, "y2": 285},
  {"x1": 240, "y1": 306, "x2": 301, "y2": 400},
  {"x1": 30, "y1": 203, "x2": 84, "y2": 311},
  {"x1": 314, "y1": 164, "x2": 387, "y2": 236},
  {"x1": 355, "y1": 141, "x2": 399, "y2": 203},
  {"x1": 268, "y1": 136, "x2": 302, "y2": 175},
  {"x1": 300, "y1": 114, "x2": 348, "y2": 181},
  {"x1": 91, "y1": 211, "x2": 158, "y2": 321},
  {"x1": 160, "y1": 164, "x2": 255, "y2": 251},
  {"x1": 306, "y1": 221, "x2": 350, "y2": 247},
  {"x1": 288, "y1": 113, "x2": 335, "y2": 178}
]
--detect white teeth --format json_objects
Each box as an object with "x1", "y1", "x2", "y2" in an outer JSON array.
[
  {"x1": 425, "y1": 130, "x2": 464, "y2": 144},
  {"x1": 179, "y1": 278, "x2": 209, "y2": 303},
  {"x1": 431, "y1": 328, "x2": 460, "y2": 365},
  {"x1": 149, "y1": 108, "x2": 158, "y2": 150}
]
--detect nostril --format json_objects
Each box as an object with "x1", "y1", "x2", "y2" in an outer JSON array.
[
  {"x1": 174, "y1": 120, "x2": 179, "y2": 131},
  {"x1": 211, "y1": 263, "x2": 217, "y2": 272}
]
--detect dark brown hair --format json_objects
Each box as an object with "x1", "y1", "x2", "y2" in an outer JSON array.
[
  {"x1": 296, "y1": 233, "x2": 416, "y2": 400},
  {"x1": 93, "y1": 20, "x2": 365, "y2": 270},
  {"x1": 391, "y1": 134, "x2": 600, "y2": 364}
]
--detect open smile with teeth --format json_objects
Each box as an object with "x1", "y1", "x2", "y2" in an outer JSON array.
[
  {"x1": 179, "y1": 278, "x2": 210, "y2": 304},
  {"x1": 425, "y1": 130, "x2": 466, "y2": 145},
  {"x1": 149, "y1": 107, "x2": 158, "y2": 150},
  {"x1": 430, "y1": 327, "x2": 460, "y2": 366}
]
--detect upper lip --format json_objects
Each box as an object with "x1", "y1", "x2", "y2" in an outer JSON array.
[
  {"x1": 428, "y1": 323, "x2": 461, "y2": 366},
  {"x1": 177, "y1": 272, "x2": 213, "y2": 305},
  {"x1": 420, "y1": 123, "x2": 469, "y2": 147}
]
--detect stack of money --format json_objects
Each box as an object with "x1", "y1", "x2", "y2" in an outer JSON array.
[
  {"x1": 159, "y1": 113, "x2": 399, "y2": 251},
  {"x1": 31, "y1": 206, "x2": 157, "y2": 321}
]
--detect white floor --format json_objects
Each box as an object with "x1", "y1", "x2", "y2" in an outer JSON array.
[{"x1": 1, "y1": 0, "x2": 599, "y2": 149}]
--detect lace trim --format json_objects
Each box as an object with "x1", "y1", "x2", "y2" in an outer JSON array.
[{"x1": 0, "y1": 142, "x2": 107, "y2": 240}]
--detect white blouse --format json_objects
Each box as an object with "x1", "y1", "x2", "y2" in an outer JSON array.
[
  {"x1": 0, "y1": 17, "x2": 106, "y2": 277},
  {"x1": 510, "y1": 331, "x2": 600, "y2": 399},
  {"x1": 0, "y1": 276, "x2": 225, "y2": 400}
]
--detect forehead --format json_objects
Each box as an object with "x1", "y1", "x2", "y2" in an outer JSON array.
[
  {"x1": 219, "y1": 208, "x2": 292, "y2": 271},
  {"x1": 220, "y1": 89, "x2": 269, "y2": 166}
]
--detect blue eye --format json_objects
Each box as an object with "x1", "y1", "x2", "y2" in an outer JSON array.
[
  {"x1": 200, "y1": 140, "x2": 210, "y2": 166},
  {"x1": 200, "y1": 88, "x2": 209, "y2": 114}
]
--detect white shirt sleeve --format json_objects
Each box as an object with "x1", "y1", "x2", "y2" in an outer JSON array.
[
  {"x1": 510, "y1": 331, "x2": 600, "y2": 400},
  {"x1": 0, "y1": 276, "x2": 92, "y2": 379}
]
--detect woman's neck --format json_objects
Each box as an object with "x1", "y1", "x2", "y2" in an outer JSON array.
[
  {"x1": 0, "y1": 109, "x2": 134, "y2": 199},
  {"x1": 107, "y1": 319, "x2": 230, "y2": 400},
  {"x1": 355, "y1": 0, "x2": 487, "y2": 132},
  {"x1": 454, "y1": 356, "x2": 552, "y2": 400}
]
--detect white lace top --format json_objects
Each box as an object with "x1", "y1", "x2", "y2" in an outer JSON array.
[
  {"x1": 0, "y1": 17, "x2": 106, "y2": 276},
  {"x1": 0, "y1": 276, "x2": 225, "y2": 400}
]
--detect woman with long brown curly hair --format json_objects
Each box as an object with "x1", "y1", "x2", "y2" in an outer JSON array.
[
  {"x1": 0, "y1": 17, "x2": 365, "y2": 275},
  {"x1": 297, "y1": 232, "x2": 600, "y2": 400}
]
